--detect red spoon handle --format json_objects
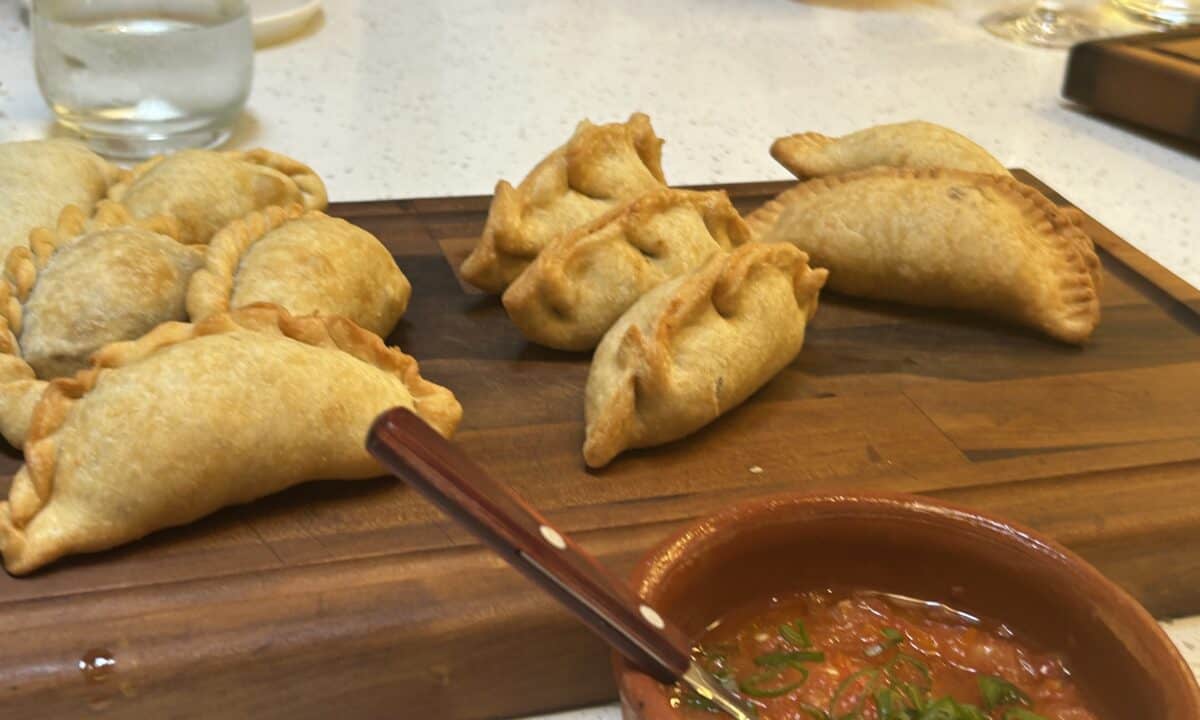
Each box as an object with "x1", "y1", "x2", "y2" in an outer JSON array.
[{"x1": 366, "y1": 407, "x2": 692, "y2": 683}]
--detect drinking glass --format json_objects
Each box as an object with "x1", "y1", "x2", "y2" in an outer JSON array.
[
  {"x1": 981, "y1": 0, "x2": 1110, "y2": 48},
  {"x1": 32, "y1": 0, "x2": 254, "y2": 159},
  {"x1": 1112, "y1": 0, "x2": 1200, "y2": 24}
]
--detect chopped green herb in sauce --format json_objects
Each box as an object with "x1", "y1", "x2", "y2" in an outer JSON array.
[
  {"x1": 979, "y1": 675, "x2": 1032, "y2": 711},
  {"x1": 1001, "y1": 710, "x2": 1048, "y2": 720},
  {"x1": 781, "y1": 620, "x2": 814, "y2": 648}
]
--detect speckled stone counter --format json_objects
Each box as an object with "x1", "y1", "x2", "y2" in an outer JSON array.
[
  {"x1": 1, "y1": 0, "x2": 1196, "y2": 285},
  {"x1": 0, "y1": 2, "x2": 1196, "y2": 717}
]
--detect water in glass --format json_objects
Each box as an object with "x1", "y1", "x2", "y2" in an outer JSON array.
[{"x1": 33, "y1": 0, "x2": 253, "y2": 159}]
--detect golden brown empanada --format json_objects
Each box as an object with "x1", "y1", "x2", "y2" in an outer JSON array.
[
  {"x1": 460, "y1": 113, "x2": 667, "y2": 293},
  {"x1": 0, "y1": 304, "x2": 461, "y2": 574},
  {"x1": 502, "y1": 189, "x2": 750, "y2": 351},
  {"x1": 107, "y1": 148, "x2": 328, "y2": 243},
  {"x1": 188, "y1": 205, "x2": 411, "y2": 337},
  {"x1": 583, "y1": 243, "x2": 827, "y2": 468},
  {"x1": 0, "y1": 139, "x2": 123, "y2": 260},
  {"x1": 747, "y1": 168, "x2": 1101, "y2": 343},
  {"x1": 0, "y1": 202, "x2": 204, "y2": 380},
  {"x1": 770, "y1": 121, "x2": 1009, "y2": 179}
]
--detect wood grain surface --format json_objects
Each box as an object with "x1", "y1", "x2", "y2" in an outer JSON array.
[{"x1": 0, "y1": 172, "x2": 1198, "y2": 719}]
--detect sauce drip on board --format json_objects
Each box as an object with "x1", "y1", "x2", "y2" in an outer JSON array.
[{"x1": 673, "y1": 589, "x2": 1099, "y2": 720}]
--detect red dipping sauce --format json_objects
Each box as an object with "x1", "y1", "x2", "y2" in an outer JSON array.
[{"x1": 673, "y1": 589, "x2": 1099, "y2": 720}]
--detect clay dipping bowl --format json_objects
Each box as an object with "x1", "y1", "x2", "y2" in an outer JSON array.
[{"x1": 614, "y1": 492, "x2": 1200, "y2": 720}]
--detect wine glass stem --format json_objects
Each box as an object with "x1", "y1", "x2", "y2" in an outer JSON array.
[{"x1": 1032, "y1": 0, "x2": 1066, "y2": 20}]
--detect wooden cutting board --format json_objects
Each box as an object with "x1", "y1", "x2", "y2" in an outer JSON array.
[{"x1": 1, "y1": 173, "x2": 1198, "y2": 720}]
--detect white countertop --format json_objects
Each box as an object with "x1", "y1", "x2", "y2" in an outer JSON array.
[
  {"x1": 1, "y1": 0, "x2": 1197, "y2": 285},
  {"x1": 1, "y1": 2, "x2": 1197, "y2": 718}
]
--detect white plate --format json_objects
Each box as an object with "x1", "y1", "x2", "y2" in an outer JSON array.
[
  {"x1": 19, "y1": 0, "x2": 323, "y2": 46},
  {"x1": 250, "y1": 0, "x2": 322, "y2": 46}
]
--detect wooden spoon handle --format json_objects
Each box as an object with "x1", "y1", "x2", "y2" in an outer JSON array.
[{"x1": 366, "y1": 407, "x2": 692, "y2": 683}]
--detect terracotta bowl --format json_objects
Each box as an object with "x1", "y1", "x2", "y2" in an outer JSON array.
[{"x1": 614, "y1": 492, "x2": 1200, "y2": 720}]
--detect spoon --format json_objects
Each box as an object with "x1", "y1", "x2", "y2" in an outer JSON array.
[{"x1": 366, "y1": 407, "x2": 758, "y2": 720}]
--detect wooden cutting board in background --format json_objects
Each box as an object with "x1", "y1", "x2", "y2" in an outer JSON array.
[{"x1": 0, "y1": 172, "x2": 1198, "y2": 719}]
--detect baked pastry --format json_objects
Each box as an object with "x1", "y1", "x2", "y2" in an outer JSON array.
[
  {"x1": 0, "y1": 305, "x2": 462, "y2": 574},
  {"x1": 0, "y1": 352, "x2": 44, "y2": 450},
  {"x1": 0, "y1": 139, "x2": 123, "y2": 261},
  {"x1": 747, "y1": 168, "x2": 1101, "y2": 343},
  {"x1": 583, "y1": 243, "x2": 827, "y2": 468},
  {"x1": 0, "y1": 200, "x2": 192, "y2": 447},
  {"x1": 502, "y1": 189, "x2": 750, "y2": 351},
  {"x1": 460, "y1": 113, "x2": 666, "y2": 293},
  {"x1": 770, "y1": 121, "x2": 1009, "y2": 179},
  {"x1": 107, "y1": 148, "x2": 328, "y2": 243},
  {"x1": 0, "y1": 202, "x2": 204, "y2": 380},
  {"x1": 188, "y1": 205, "x2": 411, "y2": 337}
]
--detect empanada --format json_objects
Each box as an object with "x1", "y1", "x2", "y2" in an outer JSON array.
[
  {"x1": 188, "y1": 205, "x2": 411, "y2": 337},
  {"x1": 502, "y1": 189, "x2": 750, "y2": 351},
  {"x1": 460, "y1": 113, "x2": 666, "y2": 293},
  {"x1": 584, "y1": 243, "x2": 827, "y2": 468},
  {"x1": 0, "y1": 202, "x2": 204, "y2": 380},
  {"x1": 0, "y1": 139, "x2": 123, "y2": 260},
  {"x1": 747, "y1": 168, "x2": 1101, "y2": 343},
  {"x1": 0, "y1": 305, "x2": 462, "y2": 574},
  {"x1": 107, "y1": 148, "x2": 328, "y2": 243},
  {"x1": 770, "y1": 121, "x2": 1009, "y2": 179}
]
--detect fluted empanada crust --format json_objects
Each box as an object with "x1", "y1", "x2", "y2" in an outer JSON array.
[
  {"x1": 460, "y1": 113, "x2": 666, "y2": 293},
  {"x1": 747, "y1": 168, "x2": 1101, "y2": 343},
  {"x1": 0, "y1": 139, "x2": 123, "y2": 261},
  {"x1": 502, "y1": 189, "x2": 750, "y2": 351},
  {"x1": 107, "y1": 148, "x2": 328, "y2": 243},
  {"x1": 0, "y1": 350, "x2": 43, "y2": 450},
  {"x1": 584, "y1": 243, "x2": 827, "y2": 468},
  {"x1": 770, "y1": 121, "x2": 1009, "y2": 179},
  {"x1": 0, "y1": 305, "x2": 461, "y2": 574},
  {"x1": 188, "y1": 205, "x2": 411, "y2": 337},
  {"x1": 0, "y1": 202, "x2": 203, "y2": 381}
]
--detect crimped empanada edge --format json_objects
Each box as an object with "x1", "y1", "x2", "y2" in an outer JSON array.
[
  {"x1": 0, "y1": 355, "x2": 44, "y2": 451},
  {"x1": 769, "y1": 132, "x2": 833, "y2": 178},
  {"x1": 186, "y1": 203, "x2": 306, "y2": 322},
  {"x1": 237, "y1": 148, "x2": 329, "y2": 212},
  {"x1": 0, "y1": 236, "x2": 46, "y2": 450},
  {"x1": 581, "y1": 326, "x2": 644, "y2": 469},
  {"x1": 565, "y1": 112, "x2": 666, "y2": 188},
  {"x1": 618, "y1": 111, "x2": 667, "y2": 185},
  {"x1": 460, "y1": 179, "x2": 531, "y2": 293},
  {"x1": 463, "y1": 144, "x2": 576, "y2": 292},
  {"x1": 0, "y1": 304, "x2": 462, "y2": 572},
  {"x1": 1034, "y1": 209, "x2": 1101, "y2": 343},
  {"x1": 708, "y1": 242, "x2": 828, "y2": 322}
]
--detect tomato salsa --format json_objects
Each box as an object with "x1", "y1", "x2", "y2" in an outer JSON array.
[{"x1": 672, "y1": 589, "x2": 1099, "y2": 720}]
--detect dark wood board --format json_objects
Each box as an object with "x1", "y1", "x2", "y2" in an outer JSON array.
[{"x1": 1, "y1": 172, "x2": 1199, "y2": 719}]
